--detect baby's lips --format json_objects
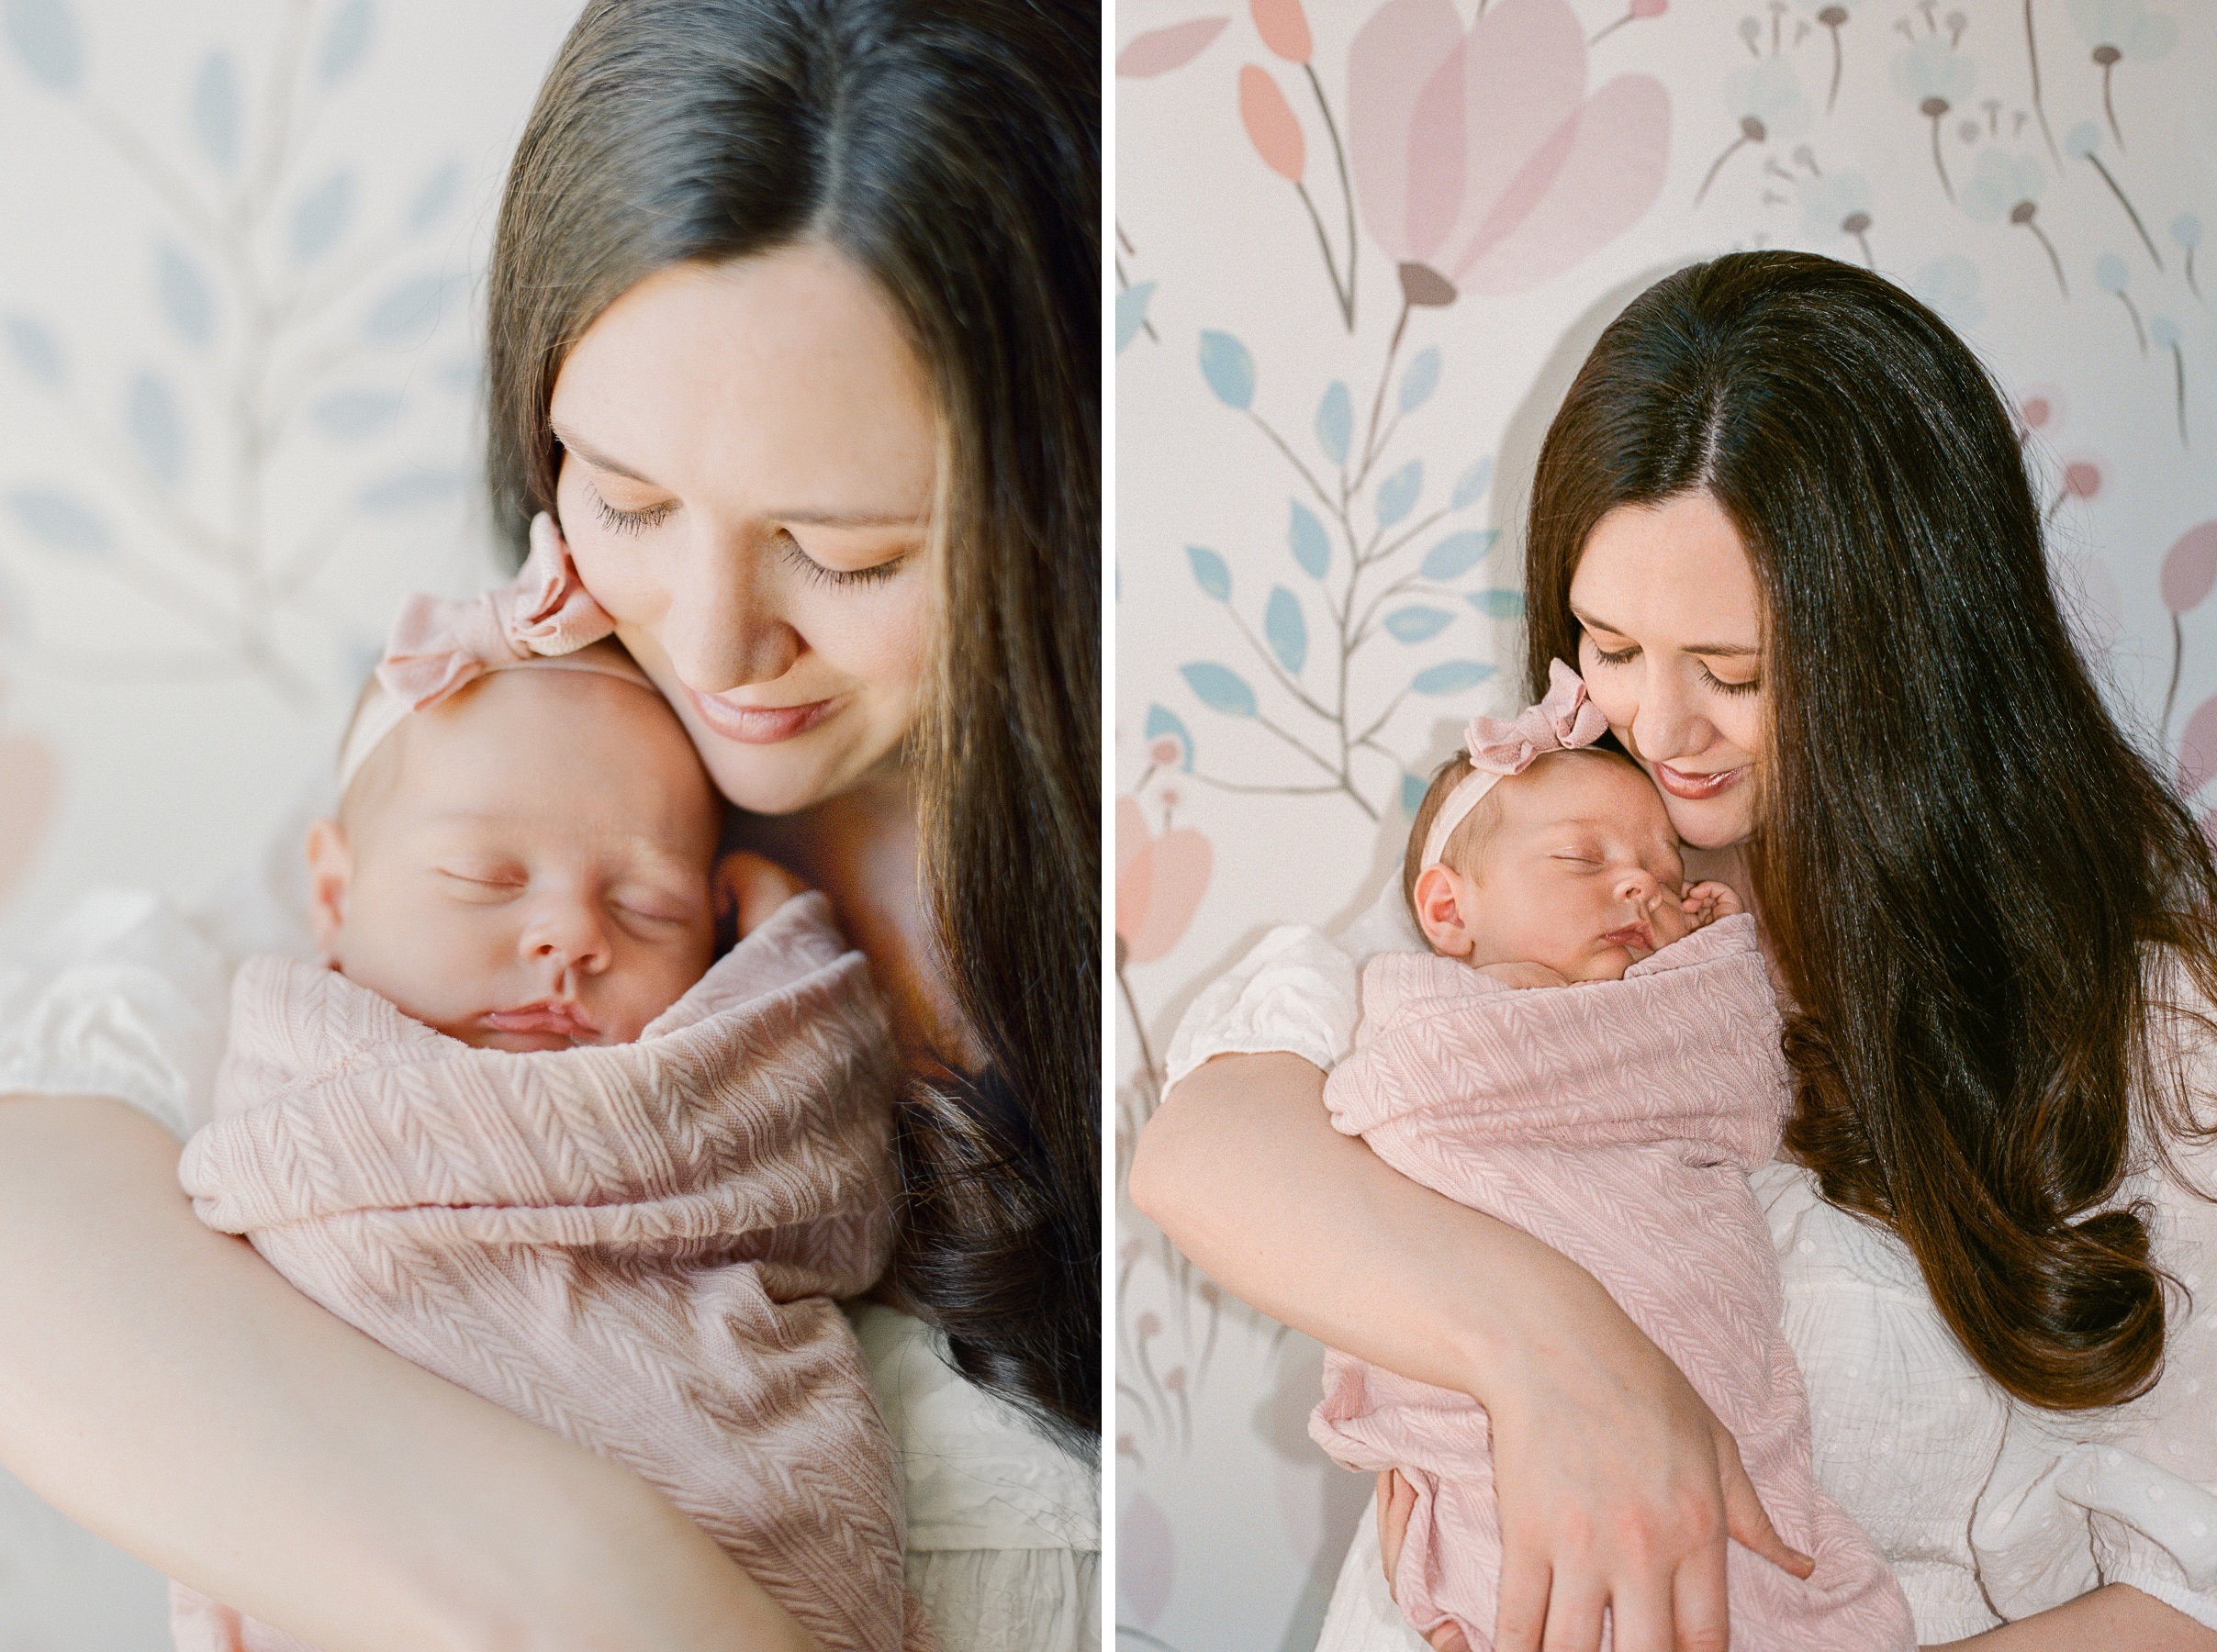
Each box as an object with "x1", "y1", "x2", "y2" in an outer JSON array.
[{"x1": 483, "y1": 999, "x2": 599, "y2": 1039}]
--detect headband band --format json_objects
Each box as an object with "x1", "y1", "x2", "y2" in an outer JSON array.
[
  {"x1": 338, "y1": 513, "x2": 650, "y2": 790},
  {"x1": 1417, "y1": 658, "x2": 1609, "y2": 872}
]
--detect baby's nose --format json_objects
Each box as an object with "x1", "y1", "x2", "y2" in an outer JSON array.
[{"x1": 521, "y1": 899, "x2": 611, "y2": 976}]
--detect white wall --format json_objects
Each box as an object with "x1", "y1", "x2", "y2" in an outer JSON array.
[
  {"x1": 0, "y1": 0, "x2": 579, "y2": 1637},
  {"x1": 1114, "y1": 2, "x2": 2217, "y2": 1646}
]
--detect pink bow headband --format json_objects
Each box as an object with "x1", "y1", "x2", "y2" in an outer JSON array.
[
  {"x1": 1417, "y1": 658, "x2": 1611, "y2": 872},
  {"x1": 337, "y1": 513, "x2": 652, "y2": 789}
]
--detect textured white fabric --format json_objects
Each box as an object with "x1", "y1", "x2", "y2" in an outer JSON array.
[
  {"x1": 1170, "y1": 920, "x2": 2217, "y2": 1645},
  {"x1": 0, "y1": 888, "x2": 1099, "y2": 1648}
]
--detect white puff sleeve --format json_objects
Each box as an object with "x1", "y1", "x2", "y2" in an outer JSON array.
[{"x1": 0, "y1": 888, "x2": 236, "y2": 1142}]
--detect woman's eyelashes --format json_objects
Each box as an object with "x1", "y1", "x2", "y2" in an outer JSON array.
[
  {"x1": 1585, "y1": 639, "x2": 1759, "y2": 698},
  {"x1": 589, "y1": 486, "x2": 676, "y2": 536},
  {"x1": 778, "y1": 531, "x2": 906, "y2": 589}
]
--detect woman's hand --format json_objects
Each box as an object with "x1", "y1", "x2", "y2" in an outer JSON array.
[
  {"x1": 0, "y1": 1093, "x2": 819, "y2": 1652},
  {"x1": 1136, "y1": 1052, "x2": 1809, "y2": 1652}
]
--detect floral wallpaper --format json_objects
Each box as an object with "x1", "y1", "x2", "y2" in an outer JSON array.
[
  {"x1": 1114, "y1": 1, "x2": 2217, "y2": 1647},
  {"x1": 0, "y1": 0, "x2": 578, "y2": 1640}
]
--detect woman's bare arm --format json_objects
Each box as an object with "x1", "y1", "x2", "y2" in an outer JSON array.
[
  {"x1": 1926, "y1": 1588, "x2": 2217, "y2": 1651},
  {"x1": 1130, "y1": 1052, "x2": 1808, "y2": 1652},
  {"x1": 0, "y1": 1093, "x2": 818, "y2": 1652}
]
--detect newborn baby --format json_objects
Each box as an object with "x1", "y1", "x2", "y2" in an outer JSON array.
[
  {"x1": 170, "y1": 521, "x2": 923, "y2": 1652},
  {"x1": 1309, "y1": 662, "x2": 1913, "y2": 1651}
]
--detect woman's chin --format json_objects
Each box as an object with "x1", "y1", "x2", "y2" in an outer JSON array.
[{"x1": 1663, "y1": 793, "x2": 1754, "y2": 853}]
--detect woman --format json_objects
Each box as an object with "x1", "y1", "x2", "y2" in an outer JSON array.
[
  {"x1": 1133, "y1": 252, "x2": 2217, "y2": 1652},
  {"x1": 0, "y1": 1, "x2": 1097, "y2": 1646}
]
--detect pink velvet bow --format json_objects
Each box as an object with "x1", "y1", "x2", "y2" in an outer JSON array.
[
  {"x1": 376, "y1": 513, "x2": 617, "y2": 709},
  {"x1": 1462, "y1": 657, "x2": 1608, "y2": 776}
]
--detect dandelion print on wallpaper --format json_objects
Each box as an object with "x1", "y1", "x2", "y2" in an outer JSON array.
[{"x1": 1115, "y1": 1, "x2": 2217, "y2": 1646}]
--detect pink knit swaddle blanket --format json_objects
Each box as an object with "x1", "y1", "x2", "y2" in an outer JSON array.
[
  {"x1": 172, "y1": 892, "x2": 929, "y2": 1652},
  {"x1": 1309, "y1": 915, "x2": 1913, "y2": 1650}
]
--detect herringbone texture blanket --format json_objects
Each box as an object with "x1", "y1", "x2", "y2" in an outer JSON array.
[
  {"x1": 173, "y1": 891, "x2": 927, "y2": 1652},
  {"x1": 1311, "y1": 916, "x2": 1913, "y2": 1650}
]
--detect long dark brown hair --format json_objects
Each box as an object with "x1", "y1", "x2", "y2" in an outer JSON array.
[
  {"x1": 1524, "y1": 251, "x2": 2217, "y2": 1412},
  {"x1": 486, "y1": 0, "x2": 1099, "y2": 1440}
]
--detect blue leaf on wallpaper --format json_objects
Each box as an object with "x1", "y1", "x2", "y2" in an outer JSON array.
[
  {"x1": 155, "y1": 241, "x2": 216, "y2": 345},
  {"x1": 1451, "y1": 454, "x2": 1495, "y2": 509},
  {"x1": 1384, "y1": 605, "x2": 1453, "y2": 643},
  {"x1": 407, "y1": 159, "x2": 464, "y2": 232},
  {"x1": 3, "y1": 314, "x2": 62, "y2": 386},
  {"x1": 359, "y1": 467, "x2": 465, "y2": 512},
  {"x1": 1264, "y1": 585, "x2": 1307, "y2": 674},
  {"x1": 1186, "y1": 543, "x2": 1231, "y2": 601},
  {"x1": 1411, "y1": 659, "x2": 1495, "y2": 696},
  {"x1": 1469, "y1": 588, "x2": 1525, "y2": 620},
  {"x1": 7, "y1": 487, "x2": 111, "y2": 554},
  {"x1": 1401, "y1": 771, "x2": 1428, "y2": 819},
  {"x1": 319, "y1": 0, "x2": 373, "y2": 84},
  {"x1": 1181, "y1": 662, "x2": 1258, "y2": 718},
  {"x1": 1288, "y1": 499, "x2": 1329, "y2": 578},
  {"x1": 1144, "y1": 703, "x2": 1196, "y2": 769},
  {"x1": 1397, "y1": 347, "x2": 1441, "y2": 416},
  {"x1": 364, "y1": 273, "x2": 458, "y2": 347},
  {"x1": 1419, "y1": 529, "x2": 1495, "y2": 581},
  {"x1": 291, "y1": 170, "x2": 354, "y2": 264},
  {"x1": 1197, "y1": 329, "x2": 1255, "y2": 410},
  {"x1": 5, "y1": 0, "x2": 82, "y2": 93},
  {"x1": 1376, "y1": 460, "x2": 1421, "y2": 529},
  {"x1": 190, "y1": 51, "x2": 240, "y2": 173},
  {"x1": 125, "y1": 371, "x2": 185, "y2": 485},
  {"x1": 1316, "y1": 380, "x2": 1351, "y2": 466},
  {"x1": 1114, "y1": 281, "x2": 1155, "y2": 355},
  {"x1": 311, "y1": 386, "x2": 404, "y2": 440}
]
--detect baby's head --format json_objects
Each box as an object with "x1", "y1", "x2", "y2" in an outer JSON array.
[
  {"x1": 1405, "y1": 742, "x2": 1691, "y2": 985},
  {"x1": 308, "y1": 640, "x2": 722, "y2": 1051}
]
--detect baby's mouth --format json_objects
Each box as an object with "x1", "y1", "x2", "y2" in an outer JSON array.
[
  {"x1": 1602, "y1": 921, "x2": 1655, "y2": 954},
  {"x1": 483, "y1": 1000, "x2": 599, "y2": 1042}
]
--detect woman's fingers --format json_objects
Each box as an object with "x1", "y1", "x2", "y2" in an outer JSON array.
[
  {"x1": 1494, "y1": 1546, "x2": 1551, "y2": 1652},
  {"x1": 1669, "y1": 1542, "x2": 1732, "y2": 1652},
  {"x1": 1712, "y1": 1427, "x2": 1813, "y2": 1579},
  {"x1": 1378, "y1": 1469, "x2": 1416, "y2": 1591},
  {"x1": 1428, "y1": 1622, "x2": 1472, "y2": 1652},
  {"x1": 1537, "y1": 1578, "x2": 1607, "y2": 1652}
]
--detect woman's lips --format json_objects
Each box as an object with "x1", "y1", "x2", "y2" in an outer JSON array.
[
  {"x1": 684, "y1": 686, "x2": 842, "y2": 745},
  {"x1": 1653, "y1": 761, "x2": 1745, "y2": 801}
]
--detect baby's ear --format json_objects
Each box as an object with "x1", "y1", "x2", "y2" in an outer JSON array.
[
  {"x1": 303, "y1": 819, "x2": 353, "y2": 957},
  {"x1": 1412, "y1": 864, "x2": 1478, "y2": 957}
]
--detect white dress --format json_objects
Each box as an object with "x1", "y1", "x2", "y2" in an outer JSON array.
[
  {"x1": 1164, "y1": 891, "x2": 2217, "y2": 1647},
  {"x1": 0, "y1": 886, "x2": 1100, "y2": 1652}
]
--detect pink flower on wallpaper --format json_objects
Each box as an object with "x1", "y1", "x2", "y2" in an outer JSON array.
[
  {"x1": 1115, "y1": 796, "x2": 1213, "y2": 965},
  {"x1": 1346, "y1": 0, "x2": 1671, "y2": 302},
  {"x1": 0, "y1": 721, "x2": 59, "y2": 904}
]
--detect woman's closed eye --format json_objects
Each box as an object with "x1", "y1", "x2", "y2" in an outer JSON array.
[
  {"x1": 588, "y1": 483, "x2": 676, "y2": 536},
  {"x1": 778, "y1": 530, "x2": 906, "y2": 590}
]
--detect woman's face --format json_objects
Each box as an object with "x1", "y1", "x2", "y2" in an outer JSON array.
[
  {"x1": 549, "y1": 243, "x2": 936, "y2": 816},
  {"x1": 1567, "y1": 490, "x2": 1766, "y2": 851}
]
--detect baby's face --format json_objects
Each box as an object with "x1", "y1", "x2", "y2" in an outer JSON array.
[
  {"x1": 310, "y1": 667, "x2": 722, "y2": 1051},
  {"x1": 1446, "y1": 753, "x2": 1691, "y2": 984}
]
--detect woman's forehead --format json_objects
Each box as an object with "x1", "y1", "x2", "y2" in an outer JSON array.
[
  {"x1": 1568, "y1": 492, "x2": 1762, "y2": 644},
  {"x1": 549, "y1": 247, "x2": 935, "y2": 517}
]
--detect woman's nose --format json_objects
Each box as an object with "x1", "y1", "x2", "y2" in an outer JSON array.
[
  {"x1": 655, "y1": 528, "x2": 803, "y2": 693},
  {"x1": 1629, "y1": 666, "x2": 1706, "y2": 764}
]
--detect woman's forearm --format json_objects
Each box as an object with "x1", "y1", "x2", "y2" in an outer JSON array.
[
  {"x1": 0, "y1": 1093, "x2": 816, "y2": 1652},
  {"x1": 1129, "y1": 1051, "x2": 1625, "y2": 1399},
  {"x1": 1931, "y1": 1586, "x2": 2217, "y2": 1651}
]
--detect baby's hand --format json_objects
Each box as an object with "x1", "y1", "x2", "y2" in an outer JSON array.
[
  {"x1": 1681, "y1": 879, "x2": 1743, "y2": 930},
  {"x1": 1477, "y1": 960, "x2": 1570, "y2": 990},
  {"x1": 715, "y1": 851, "x2": 812, "y2": 943}
]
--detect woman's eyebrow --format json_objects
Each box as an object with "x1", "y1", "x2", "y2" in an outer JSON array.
[
  {"x1": 1571, "y1": 605, "x2": 1756, "y2": 657},
  {"x1": 551, "y1": 423, "x2": 661, "y2": 485}
]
